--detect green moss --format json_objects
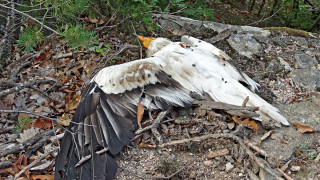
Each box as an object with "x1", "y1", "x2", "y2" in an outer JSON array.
[
  {"x1": 158, "y1": 158, "x2": 180, "y2": 176},
  {"x1": 263, "y1": 27, "x2": 310, "y2": 38}
]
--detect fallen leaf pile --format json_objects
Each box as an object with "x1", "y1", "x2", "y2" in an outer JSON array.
[{"x1": 0, "y1": 30, "x2": 140, "y2": 179}]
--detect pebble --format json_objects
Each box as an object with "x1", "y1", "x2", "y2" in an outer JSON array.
[
  {"x1": 227, "y1": 122, "x2": 235, "y2": 129},
  {"x1": 204, "y1": 160, "x2": 213, "y2": 167},
  {"x1": 225, "y1": 162, "x2": 234, "y2": 172},
  {"x1": 290, "y1": 166, "x2": 301, "y2": 172}
]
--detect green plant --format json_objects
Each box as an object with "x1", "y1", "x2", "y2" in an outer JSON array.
[
  {"x1": 183, "y1": 0, "x2": 215, "y2": 21},
  {"x1": 61, "y1": 24, "x2": 98, "y2": 50},
  {"x1": 14, "y1": 114, "x2": 33, "y2": 133},
  {"x1": 307, "y1": 150, "x2": 317, "y2": 160},
  {"x1": 299, "y1": 144, "x2": 318, "y2": 160},
  {"x1": 17, "y1": 26, "x2": 43, "y2": 53},
  {"x1": 96, "y1": 44, "x2": 111, "y2": 56},
  {"x1": 264, "y1": 0, "x2": 320, "y2": 31}
]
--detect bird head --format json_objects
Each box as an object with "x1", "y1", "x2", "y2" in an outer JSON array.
[{"x1": 138, "y1": 35, "x2": 173, "y2": 57}]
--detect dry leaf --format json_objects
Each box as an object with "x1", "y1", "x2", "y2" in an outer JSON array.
[
  {"x1": 32, "y1": 118, "x2": 53, "y2": 130},
  {"x1": 243, "y1": 118, "x2": 258, "y2": 133},
  {"x1": 17, "y1": 127, "x2": 40, "y2": 143},
  {"x1": 83, "y1": 61, "x2": 96, "y2": 75},
  {"x1": 292, "y1": 122, "x2": 318, "y2": 133},
  {"x1": 31, "y1": 175, "x2": 54, "y2": 180},
  {"x1": 137, "y1": 102, "x2": 144, "y2": 125},
  {"x1": 34, "y1": 52, "x2": 50, "y2": 63},
  {"x1": 232, "y1": 116, "x2": 258, "y2": 133},
  {"x1": 232, "y1": 116, "x2": 242, "y2": 124},
  {"x1": 58, "y1": 113, "x2": 72, "y2": 126},
  {"x1": 0, "y1": 155, "x2": 29, "y2": 178},
  {"x1": 65, "y1": 94, "x2": 81, "y2": 111},
  {"x1": 60, "y1": 76, "x2": 70, "y2": 83}
]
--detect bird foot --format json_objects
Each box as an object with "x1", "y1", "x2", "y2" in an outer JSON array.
[{"x1": 150, "y1": 111, "x2": 168, "y2": 143}]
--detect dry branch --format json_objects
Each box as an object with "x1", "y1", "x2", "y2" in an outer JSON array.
[
  {"x1": 0, "y1": 4, "x2": 60, "y2": 35},
  {"x1": 0, "y1": 79, "x2": 61, "y2": 98},
  {"x1": 244, "y1": 138, "x2": 269, "y2": 157},
  {"x1": 194, "y1": 100, "x2": 259, "y2": 118},
  {"x1": 0, "y1": 128, "x2": 57, "y2": 158}
]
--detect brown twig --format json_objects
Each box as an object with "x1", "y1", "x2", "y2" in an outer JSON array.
[
  {"x1": 0, "y1": 4, "x2": 60, "y2": 35},
  {"x1": 244, "y1": 138, "x2": 269, "y2": 157},
  {"x1": 75, "y1": 148, "x2": 109, "y2": 167},
  {"x1": 0, "y1": 79, "x2": 61, "y2": 98},
  {"x1": 276, "y1": 168, "x2": 294, "y2": 180},
  {"x1": 242, "y1": 96, "x2": 249, "y2": 107}
]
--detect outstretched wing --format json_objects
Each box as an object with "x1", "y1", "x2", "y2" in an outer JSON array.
[
  {"x1": 180, "y1": 35, "x2": 260, "y2": 91},
  {"x1": 54, "y1": 57, "x2": 195, "y2": 180}
]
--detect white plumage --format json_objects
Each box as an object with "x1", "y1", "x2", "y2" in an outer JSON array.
[{"x1": 55, "y1": 36, "x2": 289, "y2": 180}]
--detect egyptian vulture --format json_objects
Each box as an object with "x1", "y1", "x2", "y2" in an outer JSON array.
[{"x1": 54, "y1": 35, "x2": 289, "y2": 180}]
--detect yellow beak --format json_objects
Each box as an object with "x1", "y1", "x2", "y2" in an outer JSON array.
[{"x1": 138, "y1": 36, "x2": 155, "y2": 49}]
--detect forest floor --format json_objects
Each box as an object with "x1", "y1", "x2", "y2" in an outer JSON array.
[{"x1": 0, "y1": 0, "x2": 319, "y2": 180}]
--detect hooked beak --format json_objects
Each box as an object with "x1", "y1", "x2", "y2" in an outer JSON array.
[{"x1": 137, "y1": 35, "x2": 155, "y2": 49}]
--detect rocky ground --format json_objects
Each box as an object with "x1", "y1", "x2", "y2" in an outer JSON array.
[{"x1": 0, "y1": 14, "x2": 319, "y2": 180}]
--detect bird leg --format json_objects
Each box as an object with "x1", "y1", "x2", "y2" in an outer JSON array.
[{"x1": 150, "y1": 111, "x2": 169, "y2": 143}]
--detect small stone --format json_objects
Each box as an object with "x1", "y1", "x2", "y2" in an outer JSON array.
[
  {"x1": 203, "y1": 160, "x2": 213, "y2": 167},
  {"x1": 227, "y1": 122, "x2": 235, "y2": 130},
  {"x1": 239, "y1": 173, "x2": 243, "y2": 176},
  {"x1": 290, "y1": 166, "x2": 301, "y2": 172},
  {"x1": 225, "y1": 162, "x2": 234, "y2": 172}
]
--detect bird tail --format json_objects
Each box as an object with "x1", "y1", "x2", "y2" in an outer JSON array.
[
  {"x1": 257, "y1": 104, "x2": 289, "y2": 126},
  {"x1": 205, "y1": 80, "x2": 289, "y2": 126},
  {"x1": 54, "y1": 125, "x2": 118, "y2": 180}
]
